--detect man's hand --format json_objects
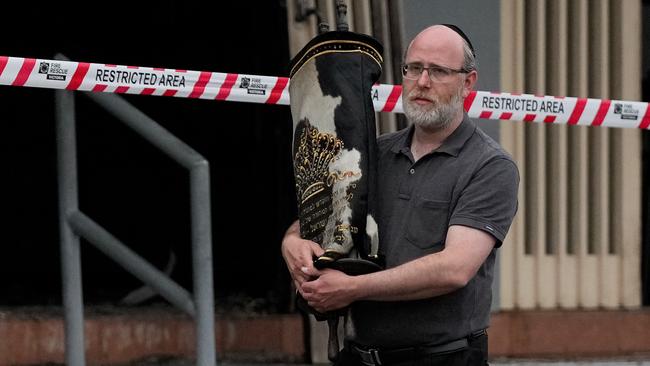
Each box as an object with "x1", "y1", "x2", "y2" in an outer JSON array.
[
  {"x1": 299, "y1": 267, "x2": 358, "y2": 313},
  {"x1": 281, "y1": 220, "x2": 325, "y2": 289}
]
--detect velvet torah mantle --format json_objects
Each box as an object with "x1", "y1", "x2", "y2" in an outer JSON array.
[{"x1": 290, "y1": 30, "x2": 384, "y2": 277}]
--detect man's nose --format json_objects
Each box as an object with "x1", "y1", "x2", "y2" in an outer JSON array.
[{"x1": 416, "y1": 69, "x2": 432, "y2": 88}]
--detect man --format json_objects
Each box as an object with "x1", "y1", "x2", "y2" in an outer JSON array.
[{"x1": 282, "y1": 24, "x2": 519, "y2": 365}]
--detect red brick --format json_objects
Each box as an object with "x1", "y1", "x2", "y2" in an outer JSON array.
[
  {"x1": 0, "y1": 308, "x2": 304, "y2": 366},
  {"x1": 490, "y1": 310, "x2": 650, "y2": 358}
]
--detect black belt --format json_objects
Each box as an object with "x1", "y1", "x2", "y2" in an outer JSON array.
[{"x1": 350, "y1": 329, "x2": 486, "y2": 366}]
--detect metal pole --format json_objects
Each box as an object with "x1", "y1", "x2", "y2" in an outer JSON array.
[
  {"x1": 55, "y1": 89, "x2": 86, "y2": 366},
  {"x1": 83, "y1": 91, "x2": 202, "y2": 168},
  {"x1": 68, "y1": 211, "x2": 197, "y2": 317},
  {"x1": 191, "y1": 163, "x2": 217, "y2": 366}
]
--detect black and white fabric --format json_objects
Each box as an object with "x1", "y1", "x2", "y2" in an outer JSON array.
[{"x1": 289, "y1": 31, "x2": 383, "y2": 268}]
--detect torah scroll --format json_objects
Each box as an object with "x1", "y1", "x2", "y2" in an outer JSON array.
[{"x1": 290, "y1": 30, "x2": 384, "y2": 272}]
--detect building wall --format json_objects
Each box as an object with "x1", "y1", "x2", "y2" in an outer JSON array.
[
  {"x1": 642, "y1": 0, "x2": 650, "y2": 307},
  {"x1": 499, "y1": 0, "x2": 642, "y2": 310}
]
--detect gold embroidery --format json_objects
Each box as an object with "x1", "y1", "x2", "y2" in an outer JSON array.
[{"x1": 294, "y1": 121, "x2": 344, "y2": 204}]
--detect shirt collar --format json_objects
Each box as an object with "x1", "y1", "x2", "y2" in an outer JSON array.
[{"x1": 390, "y1": 113, "x2": 476, "y2": 157}]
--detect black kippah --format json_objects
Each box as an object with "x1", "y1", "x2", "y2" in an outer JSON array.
[{"x1": 441, "y1": 24, "x2": 476, "y2": 57}]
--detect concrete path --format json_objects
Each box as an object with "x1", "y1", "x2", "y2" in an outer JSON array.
[{"x1": 129, "y1": 359, "x2": 650, "y2": 366}]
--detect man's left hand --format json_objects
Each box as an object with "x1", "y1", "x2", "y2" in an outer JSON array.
[{"x1": 299, "y1": 267, "x2": 357, "y2": 313}]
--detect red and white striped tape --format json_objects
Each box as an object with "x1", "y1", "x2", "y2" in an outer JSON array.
[
  {"x1": 464, "y1": 91, "x2": 650, "y2": 129},
  {"x1": 1, "y1": 56, "x2": 649, "y2": 129}
]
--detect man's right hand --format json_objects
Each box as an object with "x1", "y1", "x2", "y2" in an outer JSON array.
[{"x1": 281, "y1": 220, "x2": 325, "y2": 289}]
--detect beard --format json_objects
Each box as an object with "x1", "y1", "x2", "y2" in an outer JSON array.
[{"x1": 403, "y1": 84, "x2": 464, "y2": 132}]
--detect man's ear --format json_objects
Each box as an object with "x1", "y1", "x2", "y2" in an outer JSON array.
[{"x1": 462, "y1": 70, "x2": 478, "y2": 98}]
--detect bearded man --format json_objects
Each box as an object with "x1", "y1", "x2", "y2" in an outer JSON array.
[{"x1": 282, "y1": 24, "x2": 519, "y2": 366}]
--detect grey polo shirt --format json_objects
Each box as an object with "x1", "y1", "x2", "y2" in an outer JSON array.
[{"x1": 349, "y1": 114, "x2": 519, "y2": 348}]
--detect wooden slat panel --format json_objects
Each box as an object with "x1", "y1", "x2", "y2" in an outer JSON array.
[
  {"x1": 510, "y1": 0, "x2": 536, "y2": 310},
  {"x1": 498, "y1": 0, "x2": 514, "y2": 310},
  {"x1": 565, "y1": 0, "x2": 598, "y2": 309},
  {"x1": 616, "y1": 127, "x2": 642, "y2": 308},
  {"x1": 573, "y1": 126, "x2": 596, "y2": 308},
  {"x1": 525, "y1": 0, "x2": 556, "y2": 309},
  {"x1": 352, "y1": 0, "x2": 373, "y2": 35},
  {"x1": 547, "y1": 0, "x2": 573, "y2": 308},
  {"x1": 589, "y1": 123, "x2": 613, "y2": 308},
  {"x1": 498, "y1": 0, "x2": 526, "y2": 310},
  {"x1": 512, "y1": 121, "x2": 531, "y2": 310},
  {"x1": 286, "y1": 0, "x2": 318, "y2": 58},
  {"x1": 588, "y1": 0, "x2": 615, "y2": 308},
  {"x1": 609, "y1": 0, "x2": 642, "y2": 309}
]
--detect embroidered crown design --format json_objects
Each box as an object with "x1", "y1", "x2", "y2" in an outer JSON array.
[{"x1": 294, "y1": 120, "x2": 344, "y2": 204}]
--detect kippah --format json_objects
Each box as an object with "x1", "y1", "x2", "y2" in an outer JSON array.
[{"x1": 441, "y1": 24, "x2": 476, "y2": 57}]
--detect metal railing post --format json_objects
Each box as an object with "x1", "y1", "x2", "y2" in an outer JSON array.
[
  {"x1": 68, "y1": 211, "x2": 197, "y2": 316},
  {"x1": 191, "y1": 164, "x2": 216, "y2": 366},
  {"x1": 55, "y1": 89, "x2": 86, "y2": 366}
]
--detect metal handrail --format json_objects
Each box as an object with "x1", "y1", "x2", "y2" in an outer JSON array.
[{"x1": 55, "y1": 56, "x2": 216, "y2": 366}]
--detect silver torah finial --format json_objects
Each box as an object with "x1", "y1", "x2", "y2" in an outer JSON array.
[
  {"x1": 318, "y1": 22, "x2": 330, "y2": 34},
  {"x1": 335, "y1": 0, "x2": 349, "y2": 31}
]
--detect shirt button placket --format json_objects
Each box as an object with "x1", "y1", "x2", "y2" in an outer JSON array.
[{"x1": 409, "y1": 168, "x2": 415, "y2": 175}]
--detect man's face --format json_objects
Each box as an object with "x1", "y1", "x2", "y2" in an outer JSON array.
[
  {"x1": 401, "y1": 27, "x2": 470, "y2": 132},
  {"x1": 402, "y1": 70, "x2": 465, "y2": 132}
]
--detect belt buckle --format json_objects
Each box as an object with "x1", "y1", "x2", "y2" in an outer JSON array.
[
  {"x1": 369, "y1": 349, "x2": 382, "y2": 366},
  {"x1": 357, "y1": 346, "x2": 383, "y2": 366}
]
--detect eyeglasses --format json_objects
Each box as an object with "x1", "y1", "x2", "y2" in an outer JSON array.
[{"x1": 401, "y1": 63, "x2": 470, "y2": 82}]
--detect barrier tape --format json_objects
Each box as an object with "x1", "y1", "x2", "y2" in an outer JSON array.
[{"x1": 1, "y1": 56, "x2": 649, "y2": 129}]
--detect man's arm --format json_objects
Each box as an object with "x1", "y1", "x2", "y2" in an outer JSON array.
[
  {"x1": 299, "y1": 225, "x2": 495, "y2": 312},
  {"x1": 281, "y1": 220, "x2": 325, "y2": 289}
]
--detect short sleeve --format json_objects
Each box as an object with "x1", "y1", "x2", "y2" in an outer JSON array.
[{"x1": 449, "y1": 157, "x2": 519, "y2": 246}]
